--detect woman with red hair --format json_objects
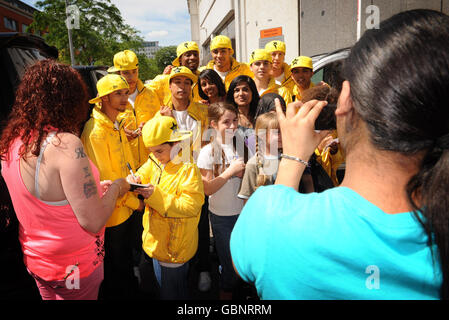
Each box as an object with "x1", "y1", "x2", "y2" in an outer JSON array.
[{"x1": 0, "y1": 59, "x2": 130, "y2": 300}]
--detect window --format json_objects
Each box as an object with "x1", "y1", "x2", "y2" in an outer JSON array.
[
  {"x1": 22, "y1": 24, "x2": 28, "y2": 32},
  {"x1": 3, "y1": 17, "x2": 17, "y2": 31}
]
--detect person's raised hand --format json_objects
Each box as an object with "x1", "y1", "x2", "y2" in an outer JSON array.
[
  {"x1": 160, "y1": 106, "x2": 173, "y2": 117},
  {"x1": 163, "y1": 65, "x2": 174, "y2": 75},
  {"x1": 275, "y1": 98, "x2": 330, "y2": 161},
  {"x1": 227, "y1": 158, "x2": 245, "y2": 178}
]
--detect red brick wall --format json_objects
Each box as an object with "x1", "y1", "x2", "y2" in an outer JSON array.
[{"x1": 0, "y1": 4, "x2": 34, "y2": 32}]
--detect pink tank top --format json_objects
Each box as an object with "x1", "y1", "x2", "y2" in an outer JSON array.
[{"x1": 1, "y1": 134, "x2": 105, "y2": 281}]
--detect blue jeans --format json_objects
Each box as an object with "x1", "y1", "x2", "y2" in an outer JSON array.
[
  {"x1": 209, "y1": 212, "x2": 239, "y2": 292},
  {"x1": 143, "y1": 253, "x2": 190, "y2": 300}
]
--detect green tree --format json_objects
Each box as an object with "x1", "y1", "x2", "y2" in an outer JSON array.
[
  {"x1": 154, "y1": 46, "x2": 177, "y2": 71},
  {"x1": 29, "y1": 0, "x2": 144, "y2": 66},
  {"x1": 136, "y1": 55, "x2": 161, "y2": 82}
]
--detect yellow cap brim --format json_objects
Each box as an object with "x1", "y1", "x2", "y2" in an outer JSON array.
[
  {"x1": 89, "y1": 96, "x2": 101, "y2": 104},
  {"x1": 169, "y1": 72, "x2": 197, "y2": 84},
  {"x1": 172, "y1": 57, "x2": 180, "y2": 67},
  {"x1": 107, "y1": 65, "x2": 139, "y2": 73},
  {"x1": 167, "y1": 130, "x2": 193, "y2": 143},
  {"x1": 144, "y1": 130, "x2": 193, "y2": 147},
  {"x1": 107, "y1": 66, "x2": 119, "y2": 73}
]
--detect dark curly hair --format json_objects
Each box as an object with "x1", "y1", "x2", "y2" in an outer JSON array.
[{"x1": 0, "y1": 59, "x2": 89, "y2": 160}]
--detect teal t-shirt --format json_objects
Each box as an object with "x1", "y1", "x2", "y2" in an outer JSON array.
[{"x1": 230, "y1": 185, "x2": 442, "y2": 300}]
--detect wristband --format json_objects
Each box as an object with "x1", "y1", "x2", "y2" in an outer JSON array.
[{"x1": 280, "y1": 153, "x2": 310, "y2": 167}]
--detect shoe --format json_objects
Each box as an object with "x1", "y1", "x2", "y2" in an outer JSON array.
[{"x1": 198, "y1": 271, "x2": 212, "y2": 292}]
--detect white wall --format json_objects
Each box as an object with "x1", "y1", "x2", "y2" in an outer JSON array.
[
  {"x1": 190, "y1": 0, "x2": 449, "y2": 64},
  {"x1": 242, "y1": 0, "x2": 299, "y2": 64},
  {"x1": 198, "y1": 0, "x2": 234, "y2": 45}
]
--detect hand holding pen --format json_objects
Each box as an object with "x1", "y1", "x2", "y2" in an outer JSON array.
[{"x1": 126, "y1": 162, "x2": 141, "y2": 184}]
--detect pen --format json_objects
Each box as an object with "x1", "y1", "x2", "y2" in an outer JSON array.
[{"x1": 126, "y1": 162, "x2": 137, "y2": 179}]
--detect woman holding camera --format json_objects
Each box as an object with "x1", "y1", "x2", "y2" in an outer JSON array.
[{"x1": 231, "y1": 9, "x2": 449, "y2": 300}]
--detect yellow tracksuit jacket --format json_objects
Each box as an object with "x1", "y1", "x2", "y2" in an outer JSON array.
[
  {"x1": 117, "y1": 79, "x2": 161, "y2": 168},
  {"x1": 258, "y1": 78, "x2": 293, "y2": 104},
  {"x1": 81, "y1": 106, "x2": 141, "y2": 227},
  {"x1": 278, "y1": 62, "x2": 295, "y2": 93},
  {"x1": 145, "y1": 70, "x2": 201, "y2": 107},
  {"x1": 201, "y1": 57, "x2": 254, "y2": 91},
  {"x1": 291, "y1": 82, "x2": 316, "y2": 102},
  {"x1": 314, "y1": 130, "x2": 345, "y2": 186},
  {"x1": 137, "y1": 155, "x2": 205, "y2": 264}
]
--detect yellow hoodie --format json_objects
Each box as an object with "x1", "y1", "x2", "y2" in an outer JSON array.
[
  {"x1": 145, "y1": 70, "x2": 201, "y2": 107},
  {"x1": 81, "y1": 106, "x2": 141, "y2": 227},
  {"x1": 117, "y1": 79, "x2": 161, "y2": 168},
  {"x1": 202, "y1": 57, "x2": 254, "y2": 91},
  {"x1": 137, "y1": 155, "x2": 204, "y2": 264}
]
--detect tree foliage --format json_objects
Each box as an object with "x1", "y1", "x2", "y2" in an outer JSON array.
[
  {"x1": 154, "y1": 46, "x2": 177, "y2": 71},
  {"x1": 29, "y1": 0, "x2": 144, "y2": 67}
]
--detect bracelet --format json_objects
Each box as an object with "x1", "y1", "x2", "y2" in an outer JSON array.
[{"x1": 280, "y1": 153, "x2": 310, "y2": 167}]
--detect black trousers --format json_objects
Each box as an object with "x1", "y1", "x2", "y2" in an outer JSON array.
[
  {"x1": 99, "y1": 210, "x2": 143, "y2": 300},
  {"x1": 194, "y1": 196, "x2": 211, "y2": 272}
]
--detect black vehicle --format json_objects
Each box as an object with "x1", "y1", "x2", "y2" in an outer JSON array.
[
  {"x1": 0, "y1": 32, "x2": 106, "y2": 299},
  {"x1": 311, "y1": 47, "x2": 350, "y2": 185}
]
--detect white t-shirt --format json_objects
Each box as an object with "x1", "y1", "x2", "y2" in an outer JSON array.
[
  {"x1": 128, "y1": 89, "x2": 138, "y2": 108},
  {"x1": 172, "y1": 109, "x2": 198, "y2": 133},
  {"x1": 197, "y1": 143, "x2": 244, "y2": 216},
  {"x1": 214, "y1": 66, "x2": 229, "y2": 82},
  {"x1": 275, "y1": 72, "x2": 285, "y2": 86}
]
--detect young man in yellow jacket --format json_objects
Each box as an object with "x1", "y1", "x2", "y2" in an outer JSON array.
[
  {"x1": 146, "y1": 41, "x2": 202, "y2": 106},
  {"x1": 157, "y1": 66, "x2": 208, "y2": 161},
  {"x1": 202, "y1": 35, "x2": 253, "y2": 90},
  {"x1": 108, "y1": 50, "x2": 161, "y2": 168},
  {"x1": 249, "y1": 48, "x2": 292, "y2": 104},
  {"x1": 81, "y1": 74, "x2": 145, "y2": 300},
  {"x1": 289, "y1": 55, "x2": 319, "y2": 102},
  {"x1": 129, "y1": 115, "x2": 205, "y2": 299},
  {"x1": 265, "y1": 40, "x2": 295, "y2": 93}
]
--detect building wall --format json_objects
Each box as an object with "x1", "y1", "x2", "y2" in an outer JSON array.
[
  {"x1": 0, "y1": 0, "x2": 35, "y2": 33},
  {"x1": 242, "y1": 0, "x2": 299, "y2": 64},
  {"x1": 136, "y1": 41, "x2": 160, "y2": 59},
  {"x1": 189, "y1": 0, "x2": 449, "y2": 63}
]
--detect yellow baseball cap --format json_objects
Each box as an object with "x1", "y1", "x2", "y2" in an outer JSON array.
[
  {"x1": 265, "y1": 40, "x2": 286, "y2": 54},
  {"x1": 142, "y1": 116, "x2": 193, "y2": 148},
  {"x1": 107, "y1": 50, "x2": 139, "y2": 73},
  {"x1": 89, "y1": 74, "x2": 129, "y2": 104},
  {"x1": 172, "y1": 41, "x2": 199, "y2": 66},
  {"x1": 249, "y1": 49, "x2": 272, "y2": 65},
  {"x1": 169, "y1": 66, "x2": 197, "y2": 83},
  {"x1": 290, "y1": 56, "x2": 313, "y2": 71},
  {"x1": 210, "y1": 35, "x2": 234, "y2": 55}
]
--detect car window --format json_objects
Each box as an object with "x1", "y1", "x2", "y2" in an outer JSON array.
[
  {"x1": 311, "y1": 68, "x2": 324, "y2": 84},
  {"x1": 312, "y1": 60, "x2": 345, "y2": 91},
  {"x1": 7, "y1": 47, "x2": 49, "y2": 81}
]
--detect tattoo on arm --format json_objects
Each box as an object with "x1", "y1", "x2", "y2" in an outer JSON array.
[
  {"x1": 83, "y1": 180, "x2": 97, "y2": 199},
  {"x1": 75, "y1": 147, "x2": 87, "y2": 159},
  {"x1": 83, "y1": 167, "x2": 91, "y2": 178}
]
